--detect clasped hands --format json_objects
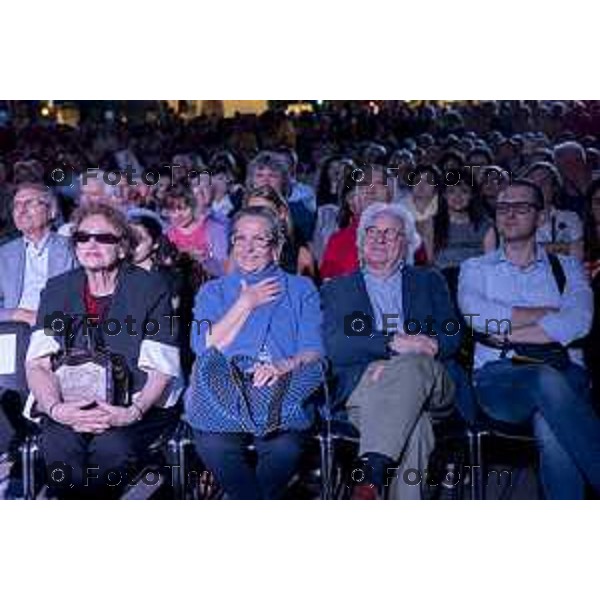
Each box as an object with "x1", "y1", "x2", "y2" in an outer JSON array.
[
  {"x1": 365, "y1": 333, "x2": 439, "y2": 383},
  {"x1": 50, "y1": 397, "x2": 141, "y2": 434},
  {"x1": 387, "y1": 332, "x2": 439, "y2": 358}
]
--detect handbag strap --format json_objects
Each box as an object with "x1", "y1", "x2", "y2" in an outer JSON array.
[
  {"x1": 229, "y1": 356, "x2": 292, "y2": 435},
  {"x1": 229, "y1": 359, "x2": 257, "y2": 431},
  {"x1": 264, "y1": 372, "x2": 292, "y2": 435}
]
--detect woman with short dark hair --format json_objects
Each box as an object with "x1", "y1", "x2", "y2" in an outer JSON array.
[{"x1": 185, "y1": 206, "x2": 324, "y2": 499}]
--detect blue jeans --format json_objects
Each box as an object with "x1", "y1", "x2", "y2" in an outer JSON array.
[
  {"x1": 474, "y1": 360, "x2": 600, "y2": 499},
  {"x1": 193, "y1": 430, "x2": 305, "y2": 499}
]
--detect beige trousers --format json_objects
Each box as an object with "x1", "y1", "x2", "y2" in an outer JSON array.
[{"x1": 346, "y1": 354, "x2": 455, "y2": 499}]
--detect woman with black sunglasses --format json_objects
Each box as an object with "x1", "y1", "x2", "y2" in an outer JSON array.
[{"x1": 25, "y1": 202, "x2": 182, "y2": 499}]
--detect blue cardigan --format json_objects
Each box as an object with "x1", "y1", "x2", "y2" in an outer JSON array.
[{"x1": 191, "y1": 264, "x2": 324, "y2": 362}]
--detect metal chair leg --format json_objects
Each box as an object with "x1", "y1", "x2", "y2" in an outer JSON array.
[
  {"x1": 321, "y1": 433, "x2": 338, "y2": 500},
  {"x1": 319, "y1": 434, "x2": 333, "y2": 500},
  {"x1": 467, "y1": 429, "x2": 487, "y2": 500},
  {"x1": 168, "y1": 436, "x2": 192, "y2": 500},
  {"x1": 21, "y1": 435, "x2": 39, "y2": 500},
  {"x1": 476, "y1": 431, "x2": 486, "y2": 500}
]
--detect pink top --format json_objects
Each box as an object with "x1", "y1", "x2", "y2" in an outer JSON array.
[
  {"x1": 167, "y1": 216, "x2": 230, "y2": 277},
  {"x1": 167, "y1": 221, "x2": 209, "y2": 255}
]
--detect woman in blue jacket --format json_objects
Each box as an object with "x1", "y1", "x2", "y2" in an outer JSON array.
[{"x1": 185, "y1": 206, "x2": 324, "y2": 499}]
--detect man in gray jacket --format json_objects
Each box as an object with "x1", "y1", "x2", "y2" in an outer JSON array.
[
  {"x1": 0, "y1": 183, "x2": 76, "y2": 326},
  {"x1": 0, "y1": 183, "x2": 76, "y2": 462}
]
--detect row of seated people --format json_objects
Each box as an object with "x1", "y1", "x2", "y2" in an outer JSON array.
[{"x1": 1, "y1": 181, "x2": 599, "y2": 499}]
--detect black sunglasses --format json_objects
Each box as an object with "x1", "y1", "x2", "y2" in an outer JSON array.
[{"x1": 73, "y1": 231, "x2": 122, "y2": 245}]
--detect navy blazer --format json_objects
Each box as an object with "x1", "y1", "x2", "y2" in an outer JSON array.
[
  {"x1": 321, "y1": 267, "x2": 462, "y2": 407},
  {"x1": 28, "y1": 264, "x2": 181, "y2": 398}
]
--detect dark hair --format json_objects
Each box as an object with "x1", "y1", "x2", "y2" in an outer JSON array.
[
  {"x1": 388, "y1": 149, "x2": 415, "y2": 169},
  {"x1": 243, "y1": 184, "x2": 288, "y2": 213},
  {"x1": 584, "y1": 178, "x2": 600, "y2": 261},
  {"x1": 501, "y1": 178, "x2": 545, "y2": 210},
  {"x1": 161, "y1": 182, "x2": 195, "y2": 210},
  {"x1": 467, "y1": 147, "x2": 494, "y2": 166},
  {"x1": 209, "y1": 151, "x2": 240, "y2": 182},
  {"x1": 521, "y1": 161, "x2": 564, "y2": 208},
  {"x1": 13, "y1": 159, "x2": 45, "y2": 185},
  {"x1": 337, "y1": 176, "x2": 362, "y2": 229},
  {"x1": 243, "y1": 185, "x2": 295, "y2": 246},
  {"x1": 437, "y1": 151, "x2": 465, "y2": 172},
  {"x1": 315, "y1": 155, "x2": 355, "y2": 207},
  {"x1": 128, "y1": 213, "x2": 176, "y2": 267},
  {"x1": 231, "y1": 206, "x2": 284, "y2": 248},
  {"x1": 408, "y1": 164, "x2": 442, "y2": 187},
  {"x1": 70, "y1": 201, "x2": 136, "y2": 262},
  {"x1": 434, "y1": 170, "x2": 485, "y2": 253},
  {"x1": 529, "y1": 148, "x2": 555, "y2": 163},
  {"x1": 128, "y1": 214, "x2": 163, "y2": 243}
]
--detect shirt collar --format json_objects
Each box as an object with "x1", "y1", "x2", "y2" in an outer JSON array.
[
  {"x1": 496, "y1": 243, "x2": 548, "y2": 267},
  {"x1": 24, "y1": 231, "x2": 51, "y2": 256},
  {"x1": 364, "y1": 260, "x2": 405, "y2": 283}
]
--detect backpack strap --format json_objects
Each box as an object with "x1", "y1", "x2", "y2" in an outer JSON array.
[{"x1": 548, "y1": 253, "x2": 566, "y2": 295}]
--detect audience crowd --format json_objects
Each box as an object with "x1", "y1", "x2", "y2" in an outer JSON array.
[{"x1": 0, "y1": 100, "x2": 599, "y2": 499}]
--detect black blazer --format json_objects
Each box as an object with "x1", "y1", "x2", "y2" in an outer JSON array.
[
  {"x1": 321, "y1": 267, "x2": 462, "y2": 408},
  {"x1": 34, "y1": 263, "x2": 180, "y2": 395}
]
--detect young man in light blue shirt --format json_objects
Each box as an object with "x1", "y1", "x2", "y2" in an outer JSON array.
[{"x1": 458, "y1": 179, "x2": 599, "y2": 499}]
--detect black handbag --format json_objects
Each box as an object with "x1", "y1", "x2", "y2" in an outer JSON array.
[
  {"x1": 504, "y1": 342, "x2": 571, "y2": 370},
  {"x1": 50, "y1": 319, "x2": 131, "y2": 406}
]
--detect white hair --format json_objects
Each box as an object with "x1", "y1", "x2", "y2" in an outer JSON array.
[
  {"x1": 357, "y1": 202, "x2": 421, "y2": 266},
  {"x1": 78, "y1": 170, "x2": 116, "y2": 203},
  {"x1": 14, "y1": 183, "x2": 59, "y2": 223}
]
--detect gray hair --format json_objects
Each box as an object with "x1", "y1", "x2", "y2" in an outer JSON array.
[
  {"x1": 78, "y1": 170, "x2": 116, "y2": 202},
  {"x1": 14, "y1": 183, "x2": 59, "y2": 222},
  {"x1": 554, "y1": 141, "x2": 586, "y2": 163},
  {"x1": 246, "y1": 151, "x2": 292, "y2": 196},
  {"x1": 357, "y1": 202, "x2": 421, "y2": 266}
]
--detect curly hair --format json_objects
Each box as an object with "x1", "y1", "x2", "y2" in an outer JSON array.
[{"x1": 70, "y1": 201, "x2": 136, "y2": 262}]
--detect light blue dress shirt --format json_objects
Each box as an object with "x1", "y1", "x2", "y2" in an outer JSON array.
[
  {"x1": 363, "y1": 264, "x2": 404, "y2": 332},
  {"x1": 458, "y1": 245, "x2": 593, "y2": 369},
  {"x1": 18, "y1": 233, "x2": 51, "y2": 310}
]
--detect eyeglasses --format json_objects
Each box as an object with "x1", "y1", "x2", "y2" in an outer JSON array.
[
  {"x1": 230, "y1": 234, "x2": 274, "y2": 249},
  {"x1": 72, "y1": 231, "x2": 122, "y2": 245},
  {"x1": 13, "y1": 198, "x2": 47, "y2": 212},
  {"x1": 496, "y1": 202, "x2": 539, "y2": 216},
  {"x1": 365, "y1": 226, "x2": 404, "y2": 244}
]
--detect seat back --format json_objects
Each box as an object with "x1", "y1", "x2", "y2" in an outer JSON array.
[{"x1": 0, "y1": 321, "x2": 31, "y2": 395}]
